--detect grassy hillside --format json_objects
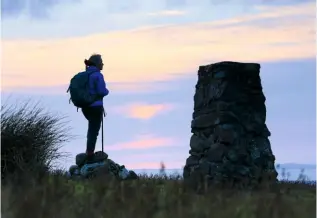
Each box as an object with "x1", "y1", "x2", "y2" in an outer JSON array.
[
  {"x1": 2, "y1": 173, "x2": 316, "y2": 218},
  {"x1": 1, "y1": 101, "x2": 316, "y2": 218}
]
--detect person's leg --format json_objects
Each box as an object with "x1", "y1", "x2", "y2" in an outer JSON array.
[
  {"x1": 85, "y1": 106, "x2": 103, "y2": 155},
  {"x1": 82, "y1": 109, "x2": 90, "y2": 121},
  {"x1": 82, "y1": 107, "x2": 93, "y2": 157}
]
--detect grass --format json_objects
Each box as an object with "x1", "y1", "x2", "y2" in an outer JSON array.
[
  {"x1": 2, "y1": 173, "x2": 316, "y2": 218},
  {"x1": 1, "y1": 100, "x2": 316, "y2": 218}
]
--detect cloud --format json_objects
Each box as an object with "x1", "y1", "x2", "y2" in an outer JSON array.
[
  {"x1": 3, "y1": 0, "x2": 313, "y2": 39},
  {"x1": 1, "y1": 2, "x2": 314, "y2": 91},
  {"x1": 126, "y1": 161, "x2": 184, "y2": 169},
  {"x1": 164, "y1": 0, "x2": 187, "y2": 9},
  {"x1": 1, "y1": 81, "x2": 177, "y2": 95},
  {"x1": 106, "y1": 134, "x2": 177, "y2": 150},
  {"x1": 113, "y1": 103, "x2": 175, "y2": 120},
  {"x1": 1, "y1": 0, "x2": 79, "y2": 19},
  {"x1": 105, "y1": 0, "x2": 141, "y2": 14},
  {"x1": 107, "y1": 81, "x2": 180, "y2": 94},
  {"x1": 3, "y1": 0, "x2": 311, "y2": 21},
  {"x1": 110, "y1": 149, "x2": 188, "y2": 169},
  {"x1": 122, "y1": 152, "x2": 186, "y2": 161},
  {"x1": 147, "y1": 10, "x2": 186, "y2": 16}
]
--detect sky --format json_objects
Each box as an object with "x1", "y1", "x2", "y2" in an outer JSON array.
[{"x1": 1, "y1": 0, "x2": 316, "y2": 170}]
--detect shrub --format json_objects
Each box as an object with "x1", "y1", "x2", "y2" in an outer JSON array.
[{"x1": 1, "y1": 100, "x2": 71, "y2": 179}]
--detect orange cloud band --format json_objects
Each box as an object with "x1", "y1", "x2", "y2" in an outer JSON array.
[
  {"x1": 112, "y1": 102, "x2": 175, "y2": 120},
  {"x1": 2, "y1": 2, "x2": 314, "y2": 90},
  {"x1": 106, "y1": 134, "x2": 177, "y2": 150}
]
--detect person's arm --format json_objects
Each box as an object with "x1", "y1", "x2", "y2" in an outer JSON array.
[{"x1": 96, "y1": 73, "x2": 109, "y2": 97}]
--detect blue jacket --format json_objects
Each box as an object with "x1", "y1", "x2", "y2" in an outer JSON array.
[{"x1": 86, "y1": 66, "x2": 109, "y2": 107}]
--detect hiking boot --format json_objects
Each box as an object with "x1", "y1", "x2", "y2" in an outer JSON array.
[
  {"x1": 94, "y1": 151, "x2": 108, "y2": 162},
  {"x1": 86, "y1": 152, "x2": 95, "y2": 164},
  {"x1": 76, "y1": 153, "x2": 88, "y2": 167}
]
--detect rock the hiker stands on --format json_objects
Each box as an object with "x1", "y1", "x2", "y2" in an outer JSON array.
[
  {"x1": 69, "y1": 151, "x2": 138, "y2": 180},
  {"x1": 183, "y1": 61, "x2": 278, "y2": 186}
]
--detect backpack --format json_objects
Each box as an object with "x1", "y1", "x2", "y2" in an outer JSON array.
[{"x1": 67, "y1": 71, "x2": 98, "y2": 108}]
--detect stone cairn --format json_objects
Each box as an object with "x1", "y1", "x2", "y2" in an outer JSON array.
[{"x1": 183, "y1": 61, "x2": 278, "y2": 187}]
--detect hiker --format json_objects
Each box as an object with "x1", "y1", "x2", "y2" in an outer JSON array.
[{"x1": 67, "y1": 54, "x2": 109, "y2": 162}]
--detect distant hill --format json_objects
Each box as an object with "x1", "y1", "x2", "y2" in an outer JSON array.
[
  {"x1": 132, "y1": 163, "x2": 316, "y2": 182},
  {"x1": 277, "y1": 163, "x2": 316, "y2": 169},
  {"x1": 132, "y1": 163, "x2": 316, "y2": 172}
]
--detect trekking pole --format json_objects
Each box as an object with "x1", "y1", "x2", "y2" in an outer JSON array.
[
  {"x1": 101, "y1": 108, "x2": 107, "y2": 153},
  {"x1": 101, "y1": 115, "x2": 104, "y2": 153}
]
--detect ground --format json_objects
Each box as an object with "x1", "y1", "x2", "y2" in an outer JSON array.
[{"x1": 2, "y1": 174, "x2": 316, "y2": 218}]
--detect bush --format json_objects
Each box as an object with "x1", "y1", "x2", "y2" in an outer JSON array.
[{"x1": 1, "y1": 101, "x2": 71, "y2": 179}]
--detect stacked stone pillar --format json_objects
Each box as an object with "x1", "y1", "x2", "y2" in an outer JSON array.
[{"x1": 183, "y1": 61, "x2": 277, "y2": 186}]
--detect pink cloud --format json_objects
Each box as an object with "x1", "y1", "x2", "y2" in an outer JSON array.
[
  {"x1": 126, "y1": 161, "x2": 184, "y2": 169},
  {"x1": 113, "y1": 102, "x2": 175, "y2": 120},
  {"x1": 146, "y1": 10, "x2": 186, "y2": 17},
  {"x1": 106, "y1": 134, "x2": 177, "y2": 151},
  {"x1": 120, "y1": 152, "x2": 187, "y2": 161}
]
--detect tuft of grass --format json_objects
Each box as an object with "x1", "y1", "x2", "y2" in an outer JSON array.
[{"x1": 1, "y1": 100, "x2": 71, "y2": 179}]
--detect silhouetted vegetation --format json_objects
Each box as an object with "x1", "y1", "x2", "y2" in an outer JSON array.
[{"x1": 1, "y1": 101, "x2": 71, "y2": 179}]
